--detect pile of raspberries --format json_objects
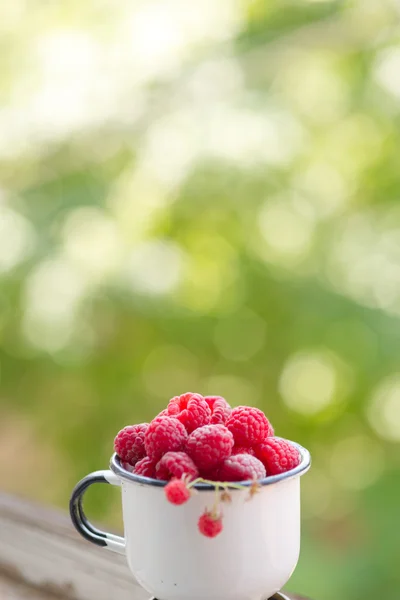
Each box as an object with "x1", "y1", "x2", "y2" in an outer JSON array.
[{"x1": 114, "y1": 392, "x2": 300, "y2": 538}]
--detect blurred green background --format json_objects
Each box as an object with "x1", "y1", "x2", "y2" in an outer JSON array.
[{"x1": 1, "y1": 1, "x2": 400, "y2": 599}]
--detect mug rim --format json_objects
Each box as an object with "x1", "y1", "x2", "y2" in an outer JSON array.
[{"x1": 109, "y1": 438, "x2": 311, "y2": 490}]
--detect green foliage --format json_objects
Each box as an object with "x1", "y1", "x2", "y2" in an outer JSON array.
[{"x1": 1, "y1": 1, "x2": 400, "y2": 598}]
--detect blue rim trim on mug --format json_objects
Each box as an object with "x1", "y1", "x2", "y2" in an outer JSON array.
[{"x1": 109, "y1": 439, "x2": 311, "y2": 490}]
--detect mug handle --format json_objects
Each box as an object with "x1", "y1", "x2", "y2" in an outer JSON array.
[{"x1": 69, "y1": 470, "x2": 125, "y2": 554}]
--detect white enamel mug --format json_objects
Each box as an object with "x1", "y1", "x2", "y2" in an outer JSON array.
[{"x1": 70, "y1": 441, "x2": 311, "y2": 600}]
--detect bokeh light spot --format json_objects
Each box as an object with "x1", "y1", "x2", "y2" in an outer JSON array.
[
  {"x1": 22, "y1": 257, "x2": 88, "y2": 352},
  {"x1": 63, "y1": 207, "x2": 124, "y2": 281},
  {"x1": 185, "y1": 58, "x2": 243, "y2": 105},
  {"x1": 325, "y1": 209, "x2": 400, "y2": 316},
  {"x1": 0, "y1": 205, "x2": 35, "y2": 273},
  {"x1": 205, "y1": 108, "x2": 302, "y2": 167},
  {"x1": 258, "y1": 197, "x2": 315, "y2": 265},
  {"x1": 374, "y1": 47, "x2": 400, "y2": 100},
  {"x1": 278, "y1": 53, "x2": 348, "y2": 123},
  {"x1": 110, "y1": 168, "x2": 171, "y2": 240},
  {"x1": 294, "y1": 161, "x2": 350, "y2": 218},
  {"x1": 124, "y1": 240, "x2": 183, "y2": 296},
  {"x1": 140, "y1": 115, "x2": 198, "y2": 187},
  {"x1": 279, "y1": 350, "x2": 346, "y2": 416},
  {"x1": 368, "y1": 374, "x2": 400, "y2": 442}
]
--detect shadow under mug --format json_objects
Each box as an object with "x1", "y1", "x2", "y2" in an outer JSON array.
[{"x1": 70, "y1": 441, "x2": 311, "y2": 600}]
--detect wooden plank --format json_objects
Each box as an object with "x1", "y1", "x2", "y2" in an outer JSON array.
[
  {"x1": 0, "y1": 574, "x2": 62, "y2": 600},
  {"x1": 0, "y1": 493, "x2": 147, "y2": 600},
  {"x1": 0, "y1": 493, "x2": 308, "y2": 600}
]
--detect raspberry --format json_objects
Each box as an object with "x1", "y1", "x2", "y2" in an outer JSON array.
[
  {"x1": 156, "y1": 451, "x2": 199, "y2": 481},
  {"x1": 164, "y1": 479, "x2": 191, "y2": 505},
  {"x1": 186, "y1": 424, "x2": 234, "y2": 472},
  {"x1": 255, "y1": 438, "x2": 300, "y2": 475},
  {"x1": 167, "y1": 392, "x2": 211, "y2": 433},
  {"x1": 145, "y1": 416, "x2": 188, "y2": 461},
  {"x1": 226, "y1": 406, "x2": 273, "y2": 447},
  {"x1": 134, "y1": 456, "x2": 157, "y2": 478},
  {"x1": 155, "y1": 408, "x2": 169, "y2": 418},
  {"x1": 202, "y1": 468, "x2": 220, "y2": 481},
  {"x1": 204, "y1": 396, "x2": 231, "y2": 425},
  {"x1": 219, "y1": 454, "x2": 266, "y2": 482},
  {"x1": 114, "y1": 424, "x2": 148, "y2": 466},
  {"x1": 231, "y1": 446, "x2": 255, "y2": 456},
  {"x1": 198, "y1": 510, "x2": 223, "y2": 538}
]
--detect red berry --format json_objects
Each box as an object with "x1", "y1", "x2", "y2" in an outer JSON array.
[
  {"x1": 255, "y1": 438, "x2": 300, "y2": 475},
  {"x1": 204, "y1": 396, "x2": 231, "y2": 425},
  {"x1": 198, "y1": 510, "x2": 223, "y2": 538},
  {"x1": 114, "y1": 424, "x2": 148, "y2": 466},
  {"x1": 226, "y1": 406, "x2": 273, "y2": 447},
  {"x1": 164, "y1": 479, "x2": 191, "y2": 505},
  {"x1": 167, "y1": 392, "x2": 211, "y2": 433},
  {"x1": 134, "y1": 456, "x2": 157, "y2": 478},
  {"x1": 155, "y1": 408, "x2": 169, "y2": 418},
  {"x1": 145, "y1": 416, "x2": 188, "y2": 461},
  {"x1": 219, "y1": 454, "x2": 266, "y2": 482},
  {"x1": 231, "y1": 446, "x2": 256, "y2": 456},
  {"x1": 186, "y1": 424, "x2": 234, "y2": 472},
  {"x1": 156, "y1": 451, "x2": 199, "y2": 481},
  {"x1": 201, "y1": 467, "x2": 221, "y2": 481}
]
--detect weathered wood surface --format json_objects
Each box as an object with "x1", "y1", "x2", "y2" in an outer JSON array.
[
  {"x1": 0, "y1": 492, "x2": 146, "y2": 600},
  {"x1": 0, "y1": 492, "x2": 308, "y2": 600},
  {"x1": 0, "y1": 574, "x2": 62, "y2": 600}
]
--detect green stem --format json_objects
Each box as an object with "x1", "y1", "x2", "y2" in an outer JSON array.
[
  {"x1": 213, "y1": 482, "x2": 220, "y2": 516},
  {"x1": 187, "y1": 477, "x2": 248, "y2": 491}
]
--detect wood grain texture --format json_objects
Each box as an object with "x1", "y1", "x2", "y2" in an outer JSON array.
[
  {"x1": 0, "y1": 574, "x2": 63, "y2": 600},
  {"x1": 0, "y1": 492, "x2": 147, "y2": 600},
  {"x1": 0, "y1": 493, "x2": 310, "y2": 600}
]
